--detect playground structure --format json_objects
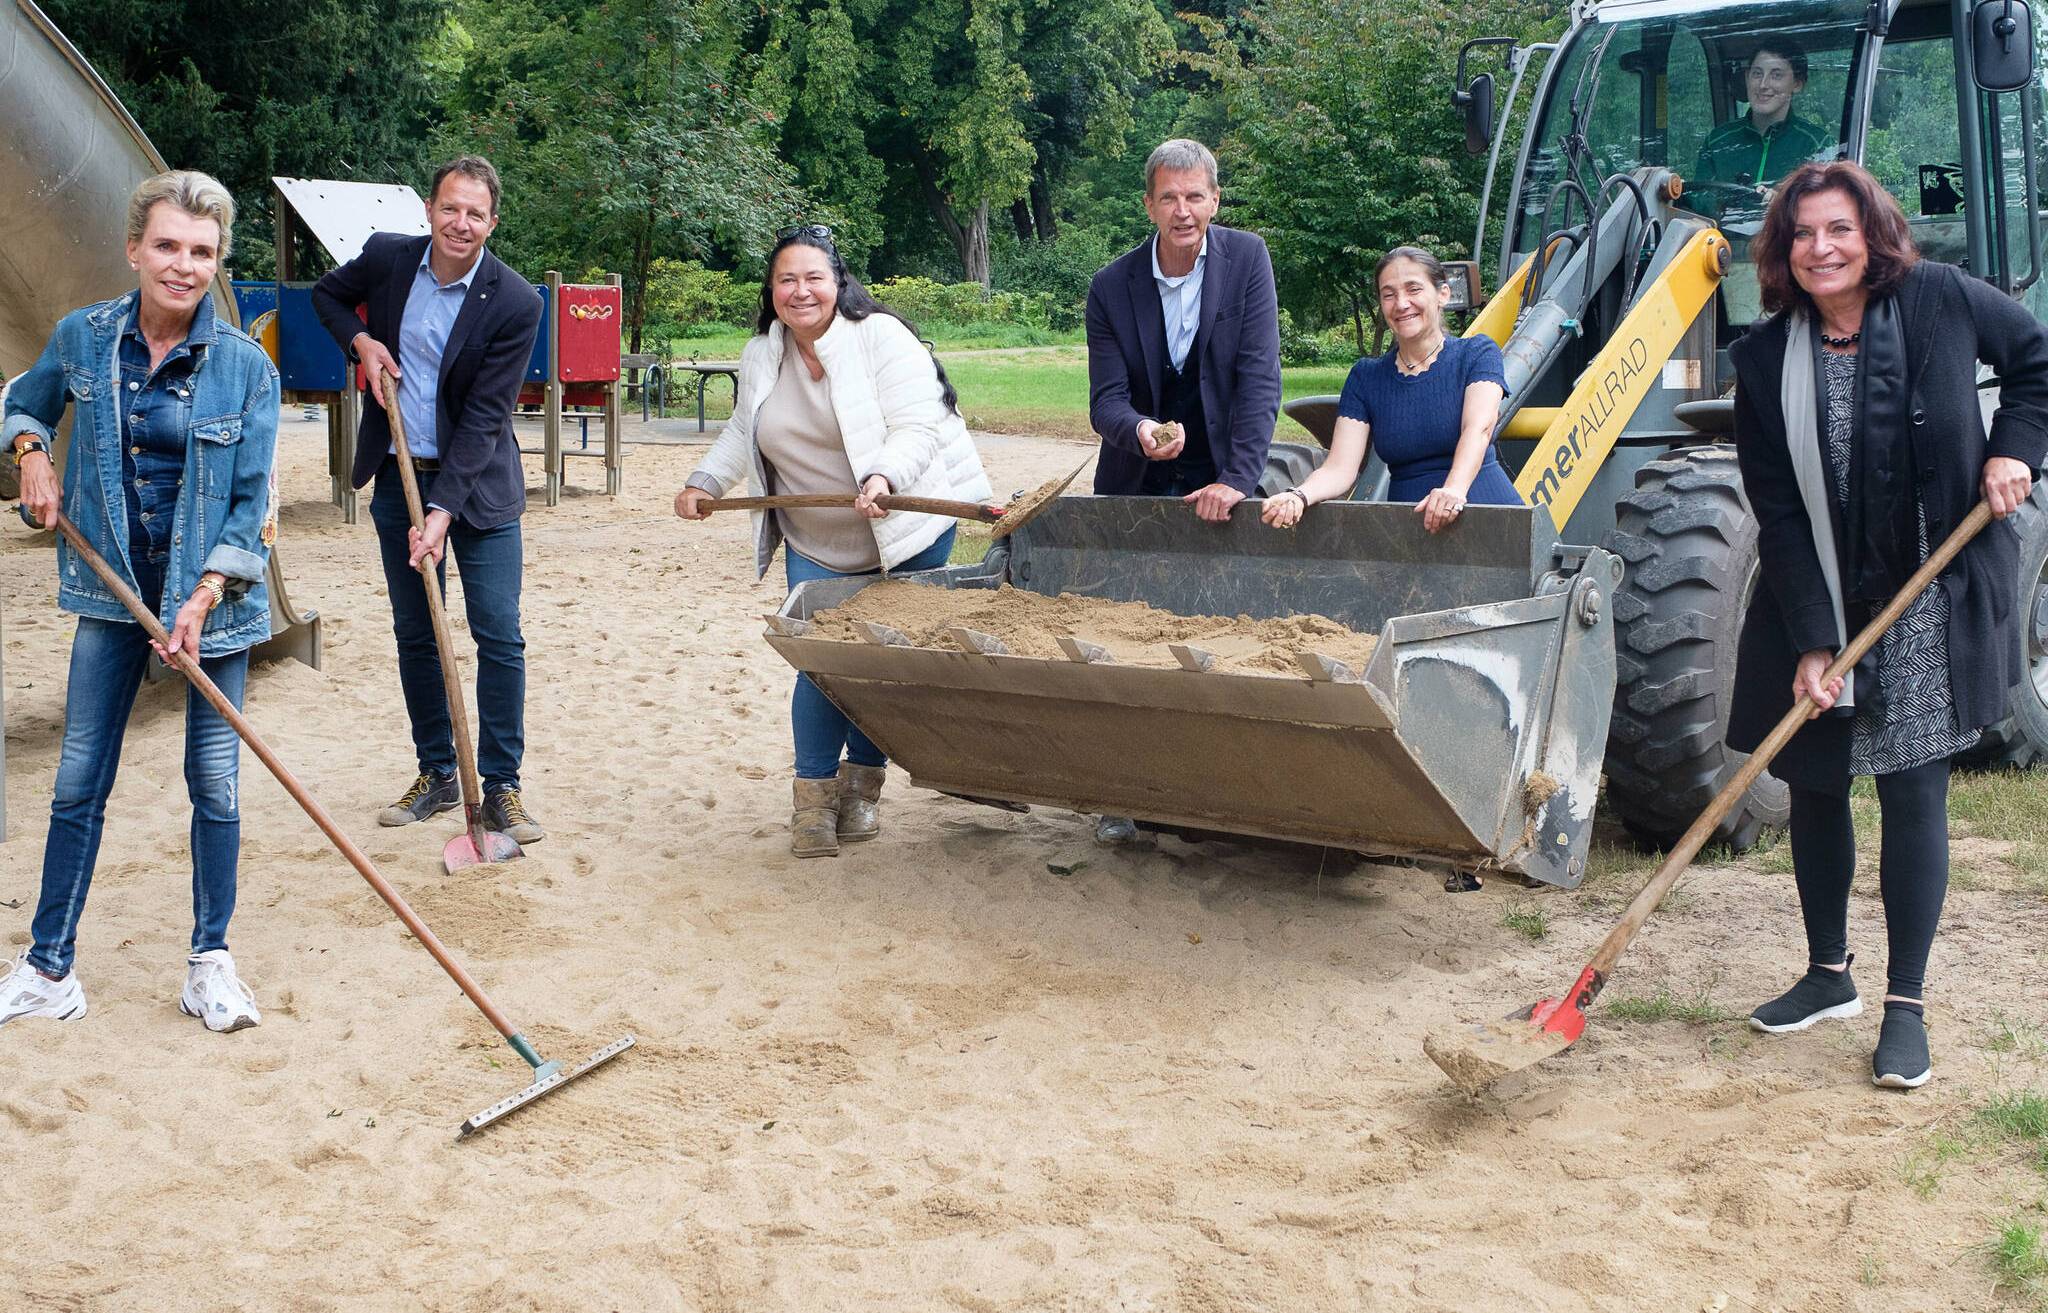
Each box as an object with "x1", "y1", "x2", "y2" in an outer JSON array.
[
  {"x1": 244, "y1": 179, "x2": 625, "y2": 522},
  {"x1": 0, "y1": 0, "x2": 327, "y2": 837}
]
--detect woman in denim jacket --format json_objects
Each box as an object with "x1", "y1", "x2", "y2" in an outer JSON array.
[{"x1": 1, "y1": 171, "x2": 279, "y2": 1033}]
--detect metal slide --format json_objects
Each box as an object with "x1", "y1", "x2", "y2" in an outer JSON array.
[
  {"x1": 0, "y1": 0, "x2": 324, "y2": 833},
  {"x1": 768, "y1": 499, "x2": 1621, "y2": 888}
]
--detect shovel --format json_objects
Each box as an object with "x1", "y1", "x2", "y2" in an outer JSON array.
[
  {"x1": 42, "y1": 508, "x2": 631, "y2": 1136},
  {"x1": 381, "y1": 396, "x2": 522, "y2": 871},
  {"x1": 701, "y1": 459, "x2": 1089, "y2": 542},
  {"x1": 1423, "y1": 502, "x2": 1996, "y2": 1096}
]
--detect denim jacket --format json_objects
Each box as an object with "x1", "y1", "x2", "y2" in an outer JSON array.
[{"x1": 3, "y1": 291, "x2": 280, "y2": 656}]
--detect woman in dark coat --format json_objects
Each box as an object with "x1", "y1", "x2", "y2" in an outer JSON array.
[{"x1": 1727, "y1": 160, "x2": 2048, "y2": 1088}]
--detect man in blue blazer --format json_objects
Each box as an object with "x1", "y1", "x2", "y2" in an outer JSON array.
[
  {"x1": 313, "y1": 155, "x2": 545, "y2": 842},
  {"x1": 1085, "y1": 139, "x2": 1282, "y2": 524}
]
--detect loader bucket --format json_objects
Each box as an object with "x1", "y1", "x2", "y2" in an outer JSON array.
[{"x1": 765, "y1": 497, "x2": 1618, "y2": 888}]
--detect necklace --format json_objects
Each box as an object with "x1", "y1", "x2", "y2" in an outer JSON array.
[
  {"x1": 1818, "y1": 326, "x2": 1861, "y2": 348},
  {"x1": 1397, "y1": 334, "x2": 1445, "y2": 375}
]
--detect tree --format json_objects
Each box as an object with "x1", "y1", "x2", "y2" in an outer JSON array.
[
  {"x1": 752, "y1": 0, "x2": 1167, "y2": 288},
  {"x1": 1192, "y1": 0, "x2": 1559, "y2": 347},
  {"x1": 41, "y1": 0, "x2": 453, "y2": 277},
  {"x1": 440, "y1": 0, "x2": 802, "y2": 352}
]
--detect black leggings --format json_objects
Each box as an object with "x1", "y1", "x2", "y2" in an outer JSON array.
[{"x1": 1787, "y1": 757, "x2": 1951, "y2": 1000}]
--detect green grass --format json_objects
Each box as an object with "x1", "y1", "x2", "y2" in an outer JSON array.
[
  {"x1": 1990, "y1": 1217, "x2": 2048, "y2": 1299},
  {"x1": 1976, "y1": 1091, "x2": 2048, "y2": 1162},
  {"x1": 661, "y1": 321, "x2": 1085, "y2": 362},
  {"x1": 949, "y1": 530, "x2": 992, "y2": 566},
  {"x1": 1950, "y1": 769, "x2": 2048, "y2": 848},
  {"x1": 1900, "y1": 1127, "x2": 1976, "y2": 1199},
  {"x1": 1604, "y1": 988, "x2": 1739, "y2": 1025},
  {"x1": 1983, "y1": 1012, "x2": 2048, "y2": 1062},
  {"x1": 945, "y1": 350, "x2": 1353, "y2": 441},
  {"x1": 1499, "y1": 902, "x2": 1549, "y2": 941}
]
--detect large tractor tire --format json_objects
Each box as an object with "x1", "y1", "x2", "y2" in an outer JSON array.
[
  {"x1": 1957, "y1": 477, "x2": 2048, "y2": 769},
  {"x1": 1600, "y1": 444, "x2": 1790, "y2": 850},
  {"x1": 1256, "y1": 441, "x2": 1324, "y2": 497}
]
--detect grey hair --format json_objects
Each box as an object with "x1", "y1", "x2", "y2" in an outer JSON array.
[
  {"x1": 126, "y1": 170, "x2": 236, "y2": 259},
  {"x1": 430, "y1": 154, "x2": 503, "y2": 216},
  {"x1": 1144, "y1": 139, "x2": 1220, "y2": 195}
]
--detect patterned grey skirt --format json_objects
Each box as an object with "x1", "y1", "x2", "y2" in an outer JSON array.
[{"x1": 1822, "y1": 348, "x2": 1977, "y2": 776}]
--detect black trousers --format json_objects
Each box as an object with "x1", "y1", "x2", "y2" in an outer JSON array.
[{"x1": 1787, "y1": 757, "x2": 1950, "y2": 999}]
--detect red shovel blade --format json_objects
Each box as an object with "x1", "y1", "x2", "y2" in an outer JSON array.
[
  {"x1": 1421, "y1": 965, "x2": 1602, "y2": 1096},
  {"x1": 443, "y1": 805, "x2": 524, "y2": 871}
]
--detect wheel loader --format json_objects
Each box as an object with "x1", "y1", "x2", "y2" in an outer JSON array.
[{"x1": 761, "y1": 0, "x2": 2048, "y2": 886}]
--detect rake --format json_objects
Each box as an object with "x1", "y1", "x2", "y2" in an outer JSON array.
[{"x1": 47, "y1": 510, "x2": 632, "y2": 1136}]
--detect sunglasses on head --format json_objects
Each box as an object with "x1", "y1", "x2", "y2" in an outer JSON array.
[{"x1": 777, "y1": 223, "x2": 834, "y2": 243}]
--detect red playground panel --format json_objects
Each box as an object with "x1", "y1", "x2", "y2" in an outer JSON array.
[{"x1": 558, "y1": 284, "x2": 622, "y2": 382}]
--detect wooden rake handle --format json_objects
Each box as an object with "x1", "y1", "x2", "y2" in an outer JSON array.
[
  {"x1": 703, "y1": 492, "x2": 1001, "y2": 523},
  {"x1": 1583, "y1": 500, "x2": 1995, "y2": 985},
  {"x1": 45, "y1": 510, "x2": 529, "y2": 1042}
]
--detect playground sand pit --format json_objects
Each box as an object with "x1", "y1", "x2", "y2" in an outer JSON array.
[
  {"x1": 3, "y1": 422, "x2": 2046, "y2": 1310},
  {"x1": 808, "y1": 580, "x2": 1379, "y2": 674}
]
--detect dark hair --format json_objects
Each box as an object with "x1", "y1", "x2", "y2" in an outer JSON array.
[
  {"x1": 1749, "y1": 37, "x2": 1808, "y2": 84},
  {"x1": 430, "y1": 155, "x2": 502, "y2": 216},
  {"x1": 756, "y1": 228, "x2": 959, "y2": 413},
  {"x1": 1374, "y1": 245, "x2": 1449, "y2": 290},
  {"x1": 1751, "y1": 161, "x2": 1919, "y2": 314}
]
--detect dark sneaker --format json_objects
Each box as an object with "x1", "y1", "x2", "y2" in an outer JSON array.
[
  {"x1": 483, "y1": 787, "x2": 545, "y2": 844},
  {"x1": 1873, "y1": 1004, "x2": 1932, "y2": 1089},
  {"x1": 1749, "y1": 957, "x2": 1862, "y2": 1033},
  {"x1": 378, "y1": 772, "x2": 459, "y2": 827}
]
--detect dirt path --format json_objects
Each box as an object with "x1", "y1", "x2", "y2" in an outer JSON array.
[{"x1": 1, "y1": 424, "x2": 2043, "y2": 1310}]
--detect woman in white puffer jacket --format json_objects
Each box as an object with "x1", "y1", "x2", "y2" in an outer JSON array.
[{"x1": 676, "y1": 224, "x2": 993, "y2": 859}]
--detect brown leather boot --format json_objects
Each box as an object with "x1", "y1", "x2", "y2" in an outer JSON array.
[
  {"x1": 790, "y1": 777, "x2": 841, "y2": 858},
  {"x1": 836, "y1": 764, "x2": 886, "y2": 842}
]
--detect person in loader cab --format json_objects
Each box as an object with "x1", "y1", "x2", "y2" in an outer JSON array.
[
  {"x1": 1728, "y1": 160, "x2": 2048, "y2": 1090},
  {"x1": 1690, "y1": 39, "x2": 1831, "y2": 211}
]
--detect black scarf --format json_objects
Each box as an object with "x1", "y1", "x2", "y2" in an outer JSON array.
[{"x1": 1820, "y1": 291, "x2": 1919, "y2": 606}]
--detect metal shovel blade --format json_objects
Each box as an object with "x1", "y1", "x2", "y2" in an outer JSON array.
[
  {"x1": 443, "y1": 805, "x2": 524, "y2": 872},
  {"x1": 458, "y1": 1034, "x2": 636, "y2": 1138},
  {"x1": 1422, "y1": 964, "x2": 1600, "y2": 1096},
  {"x1": 989, "y1": 459, "x2": 1090, "y2": 540}
]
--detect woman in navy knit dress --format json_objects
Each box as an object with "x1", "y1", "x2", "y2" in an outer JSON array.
[{"x1": 1263, "y1": 246, "x2": 1521, "y2": 533}]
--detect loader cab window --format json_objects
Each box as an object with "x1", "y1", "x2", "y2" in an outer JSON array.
[
  {"x1": 1511, "y1": 0, "x2": 1860, "y2": 324},
  {"x1": 1865, "y1": 10, "x2": 1969, "y2": 269}
]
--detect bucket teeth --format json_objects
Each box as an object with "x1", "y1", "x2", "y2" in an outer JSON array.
[
  {"x1": 1168, "y1": 643, "x2": 1216, "y2": 672},
  {"x1": 1056, "y1": 636, "x2": 1114, "y2": 664},
  {"x1": 947, "y1": 626, "x2": 1009, "y2": 655},
  {"x1": 856, "y1": 621, "x2": 911, "y2": 647}
]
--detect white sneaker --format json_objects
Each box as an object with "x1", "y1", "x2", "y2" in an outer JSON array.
[
  {"x1": 0, "y1": 954, "x2": 87, "y2": 1025},
  {"x1": 180, "y1": 950, "x2": 260, "y2": 1033}
]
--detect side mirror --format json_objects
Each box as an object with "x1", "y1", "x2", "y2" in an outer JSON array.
[
  {"x1": 1973, "y1": 0, "x2": 2036, "y2": 93},
  {"x1": 1450, "y1": 36, "x2": 1516, "y2": 157},
  {"x1": 1455, "y1": 73, "x2": 1497, "y2": 156},
  {"x1": 1442, "y1": 260, "x2": 1484, "y2": 314}
]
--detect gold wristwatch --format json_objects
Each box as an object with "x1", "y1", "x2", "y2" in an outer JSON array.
[
  {"x1": 198, "y1": 575, "x2": 226, "y2": 609},
  {"x1": 11, "y1": 437, "x2": 50, "y2": 466}
]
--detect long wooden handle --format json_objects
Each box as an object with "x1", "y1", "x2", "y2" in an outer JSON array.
[
  {"x1": 382, "y1": 398, "x2": 488, "y2": 823},
  {"x1": 703, "y1": 492, "x2": 1000, "y2": 522},
  {"x1": 47, "y1": 510, "x2": 525, "y2": 1041},
  {"x1": 1585, "y1": 500, "x2": 1996, "y2": 983}
]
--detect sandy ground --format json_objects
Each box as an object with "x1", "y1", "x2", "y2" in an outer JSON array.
[{"x1": 3, "y1": 418, "x2": 2047, "y2": 1311}]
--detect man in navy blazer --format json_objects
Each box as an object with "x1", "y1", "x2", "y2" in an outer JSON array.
[
  {"x1": 313, "y1": 155, "x2": 545, "y2": 842},
  {"x1": 1085, "y1": 139, "x2": 1281, "y2": 523}
]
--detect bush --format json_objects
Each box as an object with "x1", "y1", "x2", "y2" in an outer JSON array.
[
  {"x1": 868, "y1": 277, "x2": 1059, "y2": 335},
  {"x1": 1278, "y1": 310, "x2": 1357, "y2": 367},
  {"x1": 643, "y1": 258, "x2": 757, "y2": 333}
]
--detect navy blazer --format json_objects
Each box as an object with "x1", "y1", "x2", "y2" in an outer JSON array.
[
  {"x1": 1085, "y1": 224, "x2": 1282, "y2": 495},
  {"x1": 312, "y1": 233, "x2": 542, "y2": 529}
]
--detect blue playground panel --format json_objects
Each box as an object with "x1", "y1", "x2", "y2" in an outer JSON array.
[
  {"x1": 232, "y1": 279, "x2": 551, "y2": 393},
  {"x1": 525, "y1": 283, "x2": 549, "y2": 384}
]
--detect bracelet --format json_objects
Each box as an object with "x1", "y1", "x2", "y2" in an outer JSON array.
[
  {"x1": 11, "y1": 438, "x2": 49, "y2": 467},
  {"x1": 1282, "y1": 486, "x2": 1310, "y2": 510},
  {"x1": 198, "y1": 575, "x2": 226, "y2": 610}
]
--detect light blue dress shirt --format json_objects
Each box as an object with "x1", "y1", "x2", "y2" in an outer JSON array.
[
  {"x1": 396, "y1": 245, "x2": 483, "y2": 459},
  {"x1": 1150, "y1": 232, "x2": 1207, "y2": 372}
]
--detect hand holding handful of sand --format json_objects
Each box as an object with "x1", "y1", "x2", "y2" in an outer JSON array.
[{"x1": 1138, "y1": 419, "x2": 1185, "y2": 461}]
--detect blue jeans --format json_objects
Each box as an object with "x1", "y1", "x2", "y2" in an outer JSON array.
[
  {"x1": 370, "y1": 462, "x2": 526, "y2": 793},
  {"x1": 30, "y1": 617, "x2": 249, "y2": 978},
  {"x1": 785, "y1": 528, "x2": 955, "y2": 779}
]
